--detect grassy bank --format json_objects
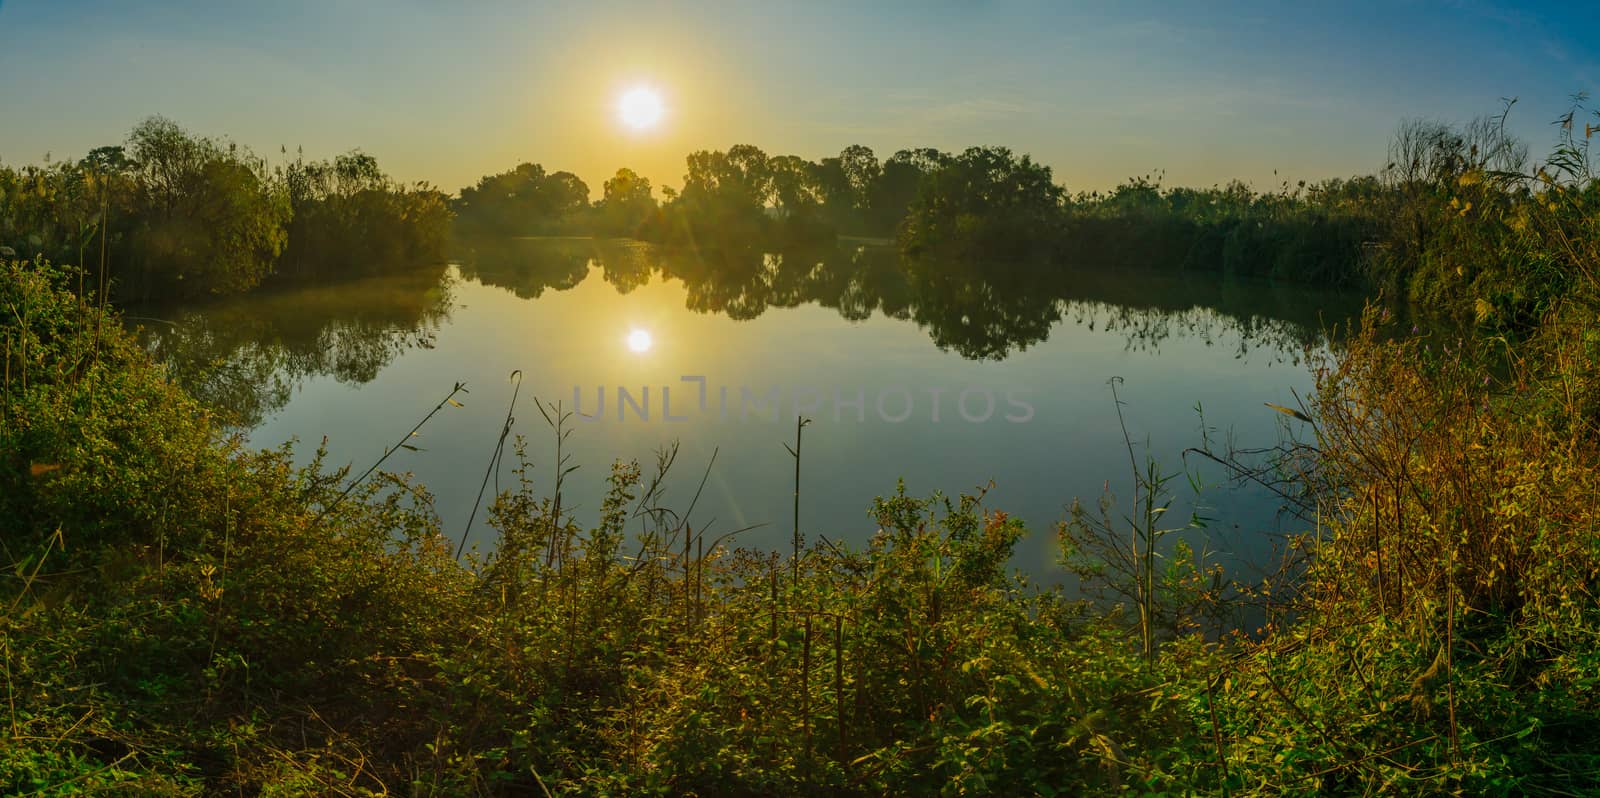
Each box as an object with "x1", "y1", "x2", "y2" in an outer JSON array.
[
  {"x1": 4, "y1": 99, "x2": 1600, "y2": 795},
  {"x1": 5, "y1": 157, "x2": 1600, "y2": 795}
]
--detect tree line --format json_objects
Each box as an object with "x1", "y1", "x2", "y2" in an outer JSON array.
[
  {"x1": 450, "y1": 143, "x2": 956, "y2": 248},
  {"x1": 449, "y1": 125, "x2": 1571, "y2": 309},
  {"x1": 5, "y1": 103, "x2": 1593, "y2": 320},
  {"x1": 0, "y1": 116, "x2": 451, "y2": 302},
  {"x1": 5, "y1": 96, "x2": 1600, "y2": 793}
]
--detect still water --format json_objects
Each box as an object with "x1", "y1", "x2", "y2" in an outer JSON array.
[{"x1": 133, "y1": 238, "x2": 1365, "y2": 582}]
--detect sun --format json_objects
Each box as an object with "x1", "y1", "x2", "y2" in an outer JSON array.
[
  {"x1": 626, "y1": 328, "x2": 654, "y2": 353},
  {"x1": 617, "y1": 86, "x2": 664, "y2": 130}
]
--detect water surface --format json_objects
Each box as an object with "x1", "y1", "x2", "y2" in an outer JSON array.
[{"x1": 134, "y1": 238, "x2": 1365, "y2": 582}]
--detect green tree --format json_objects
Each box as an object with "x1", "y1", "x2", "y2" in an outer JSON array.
[
  {"x1": 814, "y1": 144, "x2": 880, "y2": 234},
  {"x1": 454, "y1": 162, "x2": 590, "y2": 235},
  {"x1": 899, "y1": 146, "x2": 1063, "y2": 258},
  {"x1": 595, "y1": 167, "x2": 657, "y2": 237},
  {"x1": 868, "y1": 147, "x2": 949, "y2": 234},
  {"x1": 279, "y1": 149, "x2": 451, "y2": 281},
  {"x1": 669, "y1": 145, "x2": 775, "y2": 245},
  {"x1": 122, "y1": 116, "x2": 289, "y2": 299}
]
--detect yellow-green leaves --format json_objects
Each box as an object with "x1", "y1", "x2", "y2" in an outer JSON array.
[{"x1": 1263, "y1": 402, "x2": 1313, "y2": 423}]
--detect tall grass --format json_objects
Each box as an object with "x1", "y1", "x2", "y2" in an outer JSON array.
[{"x1": 4, "y1": 95, "x2": 1600, "y2": 794}]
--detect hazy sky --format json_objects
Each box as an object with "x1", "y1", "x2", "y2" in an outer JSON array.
[{"x1": 2, "y1": 0, "x2": 1595, "y2": 197}]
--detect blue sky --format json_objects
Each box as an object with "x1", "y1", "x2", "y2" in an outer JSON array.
[{"x1": 1, "y1": 0, "x2": 1594, "y2": 196}]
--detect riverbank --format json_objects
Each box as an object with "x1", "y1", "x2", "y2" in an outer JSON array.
[
  {"x1": 6, "y1": 190, "x2": 1600, "y2": 797},
  {"x1": 5, "y1": 93, "x2": 1600, "y2": 798}
]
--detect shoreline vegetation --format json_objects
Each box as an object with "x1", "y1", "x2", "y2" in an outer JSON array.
[
  {"x1": 0, "y1": 102, "x2": 1570, "y2": 320},
  {"x1": 3, "y1": 96, "x2": 1600, "y2": 794}
]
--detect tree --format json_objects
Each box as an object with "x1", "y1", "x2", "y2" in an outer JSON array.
[
  {"x1": 454, "y1": 163, "x2": 590, "y2": 235},
  {"x1": 899, "y1": 146, "x2": 1064, "y2": 258},
  {"x1": 681, "y1": 145, "x2": 773, "y2": 208},
  {"x1": 80, "y1": 146, "x2": 132, "y2": 177},
  {"x1": 122, "y1": 116, "x2": 288, "y2": 298},
  {"x1": 869, "y1": 148, "x2": 950, "y2": 233},
  {"x1": 768, "y1": 155, "x2": 821, "y2": 219},
  {"x1": 839, "y1": 144, "x2": 881, "y2": 200},
  {"x1": 543, "y1": 171, "x2": 591, "y2": 219},
  {"x1": 671, "y1": 146, "x2": 775, "y2": 245},
  {"x1": 280, "y1": 149, "x2": 451, "y2": 281},
  {"x1": 128, "y1": 116, "x2": 204, "y2": 220},
  {"x1": 812, "y1": 145, "x2": 879, "y2": 234},
  {"x1": 596, "y1": 168, "x2": 657, "y2": 237}
]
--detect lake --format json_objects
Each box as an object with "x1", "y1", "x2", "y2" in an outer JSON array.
[{"x1": 130, "y1": 237, "x2": 1365, "y2": 584}]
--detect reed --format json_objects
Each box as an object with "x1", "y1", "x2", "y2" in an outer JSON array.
[{"x1": 313, "y1": 380, "x2": 468, "y2": 524}]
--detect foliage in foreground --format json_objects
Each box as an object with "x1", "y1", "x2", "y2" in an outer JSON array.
[
  {"x1": 7, "y1": 201, "x2": 1600, "y2": 798},
  {"x1": 0, "y1": 260, "x2": 1171, "y2": 794},
  {"x1": 10, "y1": 103, "x2": 1600, "y2": 791}
]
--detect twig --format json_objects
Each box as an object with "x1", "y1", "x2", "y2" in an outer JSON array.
[
  {"x1": 460, "y1": 370, "x2": 522, "y2": 558},
  {"x1": 316, "y1": 381, "x2": 468, "y2": 524},
  {"x1": 785, "y1": 416, "x2": 811, "y2": 584}
]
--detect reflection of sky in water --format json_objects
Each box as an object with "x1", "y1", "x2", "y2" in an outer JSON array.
[{"x1": 142, "y1": 245, "x2": 1362, "y2": 585}]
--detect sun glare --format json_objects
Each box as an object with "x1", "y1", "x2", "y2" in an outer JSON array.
[
  {"x1": 617, "y1": 86, "x2": 664, "y2": 130},
  {"x1": 626, "y1": 328, "x2": 654, "y2": 353}
]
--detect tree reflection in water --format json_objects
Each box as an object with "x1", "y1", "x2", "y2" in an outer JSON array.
[
  {"x1": 130, "y1": 266, "x2": 455, "y2": 428},
  {"x1": 134, "y1": 236, "x2": 1362, "y2": 426},
  {"x1": 461, "y1": 236, "x2": 1358, "y2": 362}
]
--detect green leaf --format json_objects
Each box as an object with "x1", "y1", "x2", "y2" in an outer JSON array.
[{"x1": 1263, "y1": 402, "x2": 1313, "y2": 423}]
